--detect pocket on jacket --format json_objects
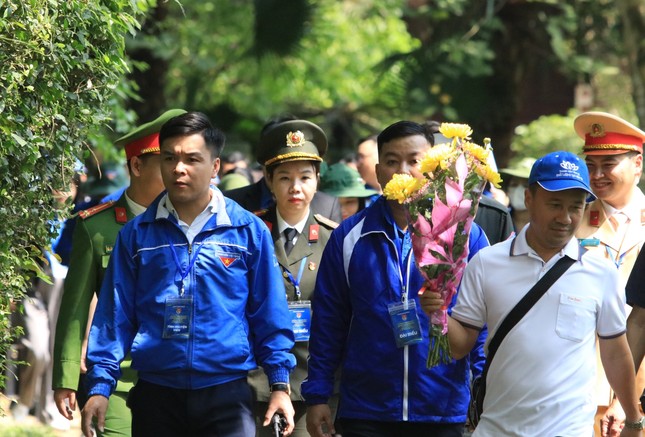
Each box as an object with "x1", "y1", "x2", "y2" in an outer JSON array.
[{"x1": 555, "y1": 294, "x2": 596, "y2": 342}]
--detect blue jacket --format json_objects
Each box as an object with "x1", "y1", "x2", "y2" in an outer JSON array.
[
  {"x1": 86, "y1": 190, "x2": 296, "y2": 397},
  {"x1": 301, "y1": 196, "x2": 488, "y2": 423}
]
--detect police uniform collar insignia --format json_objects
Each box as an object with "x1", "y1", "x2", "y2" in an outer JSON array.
[
  {"x1": 115, "y1": 206, "x2": 127, "y2": 224},
  {"x1": 286, "y1": 131, "x2": 306, "y2": 148},
  {"x1": 308, "y1": 224, "x2": 319, "y2": 243},
  {"x1": 590, "y1": 123, "x2": 605, "y2": 138},
  {"x1": 590, "y1": 210, "x2": 600, "y2": 227}
]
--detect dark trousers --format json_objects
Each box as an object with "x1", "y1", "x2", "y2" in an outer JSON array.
[
  {"x1": 338, "y1": 418, "x2": 464, "y2": 437},
  {"x1": 127, "y1": 378, "x2": 255, "y2": 437}
]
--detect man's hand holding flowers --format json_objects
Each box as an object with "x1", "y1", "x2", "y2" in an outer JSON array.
[{"x1": 382, "y1": 123, "x2": 501, "y2": 368}]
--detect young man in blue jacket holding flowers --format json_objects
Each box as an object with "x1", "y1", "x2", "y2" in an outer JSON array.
[
  {"x1": 302, "y1": 121, "x2": 489, "y2": 436},
  {"x1": 81, "y1": 112, "x2": 296, "y2": 436}
]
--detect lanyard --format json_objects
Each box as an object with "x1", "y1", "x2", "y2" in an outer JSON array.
[
  {"x1": 283, "y1": 257, "x2": 308, "y2": 301},
  {"x1": 391, "y1": 221, "x2": 413, "y2": 303},
  {"x1": 169, "y1": 241, "x2": 204, "y2": 296},
  {"x1": 605, "y1": 245, "x2": 626, "y2": 269}
]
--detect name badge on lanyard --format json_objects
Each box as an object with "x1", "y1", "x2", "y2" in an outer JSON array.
[
  {"x1": 283, "y1": 257, "x2": 311, "y2": 341},
  {"x1": 388, "y1": 300, "x2": 423, "y2": 348},
  {"x1": 164, "y1": 240, "x2": 203, "y2": 339},
  {"x1": 163, "y1": 296, "x2": 193, "y2": 338},
  {"x1": 288, "y1": 301, "x2": 312, "y2": 342}
]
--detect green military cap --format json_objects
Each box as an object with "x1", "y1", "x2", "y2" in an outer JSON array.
[
  {"x1": 115, "y1": 109, "x2": 187, "y2": 160},
  {"x1": 499, "y1": 157, "x2": 536, "y2": 180},
  {"x1": 320, "y1": 163, "x2": 378, "y2": 198},
  {"x1": 257, "y1": 120, "x2": 327, "y2": 168}
]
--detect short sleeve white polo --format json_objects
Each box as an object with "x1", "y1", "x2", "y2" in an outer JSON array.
[{"x1": 453, "y1": 226, "x2": 626, "y2": 436}]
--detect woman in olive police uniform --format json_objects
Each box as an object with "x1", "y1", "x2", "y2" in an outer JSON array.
[{"x1": 248, "y1": 119, "x2": 338, "y2": 437}]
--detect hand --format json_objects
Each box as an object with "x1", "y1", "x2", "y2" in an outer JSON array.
[
  {"x1": 263, "y1": 391, "x2": 295, "y2": 436},
  {"x1": 418, "y1": 285, "x2": 443, "y2": 317},
  {"x1": 602, "y1": 397, "x2": 625, "y2": 437},
  {"x1": 53, "y1": 388, "x2": 76, "y2": 420},
  {"x1": 306, "y1": 404, "x2": 335, "y2": 437},
  {"x1": 81, "y1": 395, "x2": 109, "y2": 437}
]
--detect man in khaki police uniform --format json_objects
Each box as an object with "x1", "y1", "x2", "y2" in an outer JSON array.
[
  {"x1": 52, "y1": 109, "x2": 186, "y2": 436},
  {"x1": 574, "y1": 111, "x2": 645, "y2": 434}
]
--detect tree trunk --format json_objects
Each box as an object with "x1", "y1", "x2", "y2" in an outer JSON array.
[{"x1": 617, "y1": 0, "x2": 645, "y2": 127}]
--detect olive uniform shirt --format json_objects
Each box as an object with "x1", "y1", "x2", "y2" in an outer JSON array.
[
  {"x1": 53, "y1": 194, "x2": 137, "y2": 394},
  {"x1": 248, "y1": 208, "x2": 337, "y2": 402}
]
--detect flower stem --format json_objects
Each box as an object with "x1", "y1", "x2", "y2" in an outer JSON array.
[{"x1": 426, "y1": 323, "x2": 453, "y2": 368}]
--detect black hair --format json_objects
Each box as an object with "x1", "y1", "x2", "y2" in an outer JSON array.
[
  {"x1": 422, "y1": 120, "x2": 442, "y2": 134},
  {"x1": 224, "y1": 165, "x2": 254, "y2": 184},
  {"x1": 376, "y1": 121, "x2": 433, "y2": 156},
  {"x1": 357, "y1": 134, "x2": 378, "y2": 147},
  {"x1": 159, "y1": 111, "x2": 226, "y2": 159},
  {"x1": 221, "y1": 150, "x2": 247, "y2": 164}
]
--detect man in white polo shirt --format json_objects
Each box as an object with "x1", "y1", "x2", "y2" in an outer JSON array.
[{"x1": 420, "y1": 151, "x2": 643, "y2": 436}]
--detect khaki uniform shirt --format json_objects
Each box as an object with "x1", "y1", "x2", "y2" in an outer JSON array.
[
  {"x1": 575, "y1": 187, "x2": 645, "y2": 406},
  {"x1": 248, "y1": 208, "x2": 337, "y2": 402}
]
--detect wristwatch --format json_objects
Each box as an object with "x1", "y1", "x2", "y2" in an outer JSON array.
[
  {"x1": 624, "y1": 416, "x2": 645, "y2": 430},
  {"x1": 270, "y1": 382, "x2": 291, "y2": 395}
]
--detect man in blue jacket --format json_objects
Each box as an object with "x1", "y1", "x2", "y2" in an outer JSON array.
[
  {"x1": 302, "y1": 121, "x2": 489, "y2": 436},
  {"x1": 81, "y1": 112, "x2": 296, "y2": 436}
]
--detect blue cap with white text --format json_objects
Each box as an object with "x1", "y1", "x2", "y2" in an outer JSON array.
[{"x1": 528, "y1": 151, "x2": 596, "y2": 202}]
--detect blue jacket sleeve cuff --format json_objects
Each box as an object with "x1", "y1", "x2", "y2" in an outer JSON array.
[
  {"x1": 87, "y1": 382, "x2": 112, "y2": 398},
  {"x1": 267, "y1": 368, "x2": 291, "y2": 386}
]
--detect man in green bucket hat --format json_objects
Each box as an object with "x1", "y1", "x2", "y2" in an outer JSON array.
[{"x1": 319, "y1": 163, "x2": 378, "y2": 221}]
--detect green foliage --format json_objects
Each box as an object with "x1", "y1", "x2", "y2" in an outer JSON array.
[
  {"x1": 510, "y1": 110, "x2": 581, "y2": 161},
  {"x1": 0, "y1": 0, "x2": 148, "y2": 401},
  {"x1": 148, "y1": 0, "x2": 418, "y2": 149},
  {"x1": 0, "y1": 423, "x2": 58, "y2": 437}
]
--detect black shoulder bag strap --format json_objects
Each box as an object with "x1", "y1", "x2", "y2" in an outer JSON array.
[{"x1": 480, "y1": 255, "x2": 576, "y2": 383}]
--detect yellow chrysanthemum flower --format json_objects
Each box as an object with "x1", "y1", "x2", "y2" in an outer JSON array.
[
  {"x1": 474, "y1": 164, "x2": 502, "y2": 188},
  {"x1": 420, "y1": 143, "x2": 454, "y2": 174},
  {"x1": 383, "y1": 174, "x2": 425, "y2": 203},
  {"x1": 462, "y1": 141, "x2": 489, "y2": 164},
  {"x1": 439, "y1": 123, "x2": 472, "y2": 140}
]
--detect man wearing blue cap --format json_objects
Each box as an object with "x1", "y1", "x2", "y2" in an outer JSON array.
[{"x1": 420, "y1": 151, "x2": 643, "y2": 435}]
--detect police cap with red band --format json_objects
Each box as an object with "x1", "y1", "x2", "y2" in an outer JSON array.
[
  {"x1": 574, "y1": 111, "x2": 645, "y2": 156},
  {"x1": 115, "y1": 109, "x2": 187, "y2": 160}
]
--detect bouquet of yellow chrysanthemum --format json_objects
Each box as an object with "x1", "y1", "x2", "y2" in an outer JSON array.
[{"x1": 383, "y1": 123, "x2": 501, "y2": 368}]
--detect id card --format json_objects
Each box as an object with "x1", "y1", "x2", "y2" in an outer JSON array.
[
  {"x1": 388, "y1": 300, "x2": 423, "y2": 348},
  {"x1": 163, "y1": 296, "x2": 193, "y2": 339},
  {"x1": 288, "y1": 301, "x2": 312, "y2": 342}
]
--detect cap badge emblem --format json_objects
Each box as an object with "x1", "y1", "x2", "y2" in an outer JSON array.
[
  {"x1": 590, "y1": 123, "x2": 605, "y2": 138},
  {"x1": 286, "y1": 131, "x2": 306, "y2": 148}
]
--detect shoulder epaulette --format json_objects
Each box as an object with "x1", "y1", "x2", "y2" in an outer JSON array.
[
  {"x1": 314, "y1": 213, "x2": 339, "y2": 230},
  {"x1": 78, "y1": 201, "x2": 116, "y2": 220}
]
